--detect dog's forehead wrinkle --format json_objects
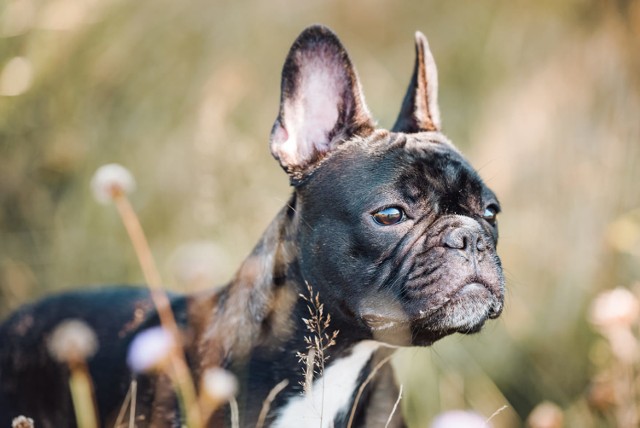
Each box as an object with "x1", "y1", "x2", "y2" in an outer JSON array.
[
  {"x1": 298, "y1": 130, "x2": 459, "y2": 191},
  {"x1": 397, "y1": 150, "x2": 488, "y2": 218}
]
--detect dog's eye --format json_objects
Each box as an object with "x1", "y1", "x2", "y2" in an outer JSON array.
[
  {"x1": 483, "y1": 205, "x2": 499, "y2": 225},
  {"x1": 372, "y1": 207, "x2": 405, "y2": 226}
]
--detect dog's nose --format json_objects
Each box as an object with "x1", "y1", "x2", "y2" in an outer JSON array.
[{"x1": 442, "y1": 228, "x2": 486, "y2": 253}]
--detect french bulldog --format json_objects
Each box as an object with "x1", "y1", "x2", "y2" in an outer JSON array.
[{"x1": 0, "y1": 24, "x2": 504, "y2": 428}]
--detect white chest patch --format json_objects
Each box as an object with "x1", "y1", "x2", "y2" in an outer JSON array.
[{"x1": 272, "y1": 341, "x2": 380, "y2": 428}]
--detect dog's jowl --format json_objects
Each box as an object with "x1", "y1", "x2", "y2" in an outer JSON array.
[{"x1": 0, "y1": 25, "x2": 504, "y2": 427}]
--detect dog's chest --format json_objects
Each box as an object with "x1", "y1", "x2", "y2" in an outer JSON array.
[{"x1": 272, "y1": 341, "x2": 379, "y2": 428}]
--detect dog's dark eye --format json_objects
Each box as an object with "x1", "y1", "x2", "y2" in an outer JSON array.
[
  {"x1": 483, "y1": 205, "x2": 499, "y2": 225},
  {"x1": 372, "y1": 207, "x2": 405, "y2": 226}
]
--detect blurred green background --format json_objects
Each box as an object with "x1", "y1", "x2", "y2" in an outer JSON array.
[{"x1": 1, "y1": 0, "x2": 640, "y2": 426}]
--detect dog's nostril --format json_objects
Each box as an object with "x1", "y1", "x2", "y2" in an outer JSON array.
[
  {"x1": 443, "y1": 228, "x2": 484, "y2": 253},
  {"x1": 443, "y1": 229, "x2": 467, "y2": 250}
]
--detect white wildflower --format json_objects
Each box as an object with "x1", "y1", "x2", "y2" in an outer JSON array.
[
  {"x1": 0, "y1": 57, "x2": 33, "y2": 97},
  {"x1": 527, "y1": 401, "x2": 564, "y2": 428},
  {"x1": 47, "y1": 319, "x2": 98, "y2": 364},
  {"x1": 90, "y1": 163, "x2": 136, "y2": 204},
  {"x1": 12, "y1": 415, "x2": 35, "y2": 428},
  {"x1": 430, "y1": 410, "x2": 488, "y2": 428},
  {"x1": 589, "y1": 287, "x2": 640, "y2": 330},
  {"x1": 126, "y1": 327, "x2": 175, "y2": 373},
  {"x1": 201, "y1": 367, "x2": 238, "y2": 403}
]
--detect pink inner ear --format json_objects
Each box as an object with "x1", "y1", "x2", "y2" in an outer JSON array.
[{"x1": 276, "y1": 50, "x2": 347, "y2": 168}]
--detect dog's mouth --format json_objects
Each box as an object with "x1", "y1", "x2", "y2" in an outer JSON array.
[
  {"x1": 360, "y1": 280, "x2": 503, "y2": 345},
  {"x1": 452, "y1": 280, "x2": 504, "y2": 316}
]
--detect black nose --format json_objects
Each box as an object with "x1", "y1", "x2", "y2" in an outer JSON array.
[{"x1": 442, "y1": 228, "x2": 486, "y2": 253}]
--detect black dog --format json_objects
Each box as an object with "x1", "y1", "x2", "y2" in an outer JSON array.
[{"x1": 0, "y1": 25, "x2": 504, "y2": 427}]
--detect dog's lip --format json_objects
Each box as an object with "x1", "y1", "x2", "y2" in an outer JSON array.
[
  {"x1": 447, "y1": 281, "x2": 504, "y2": 319},
  {"x1": 457, "y1": 281, "x2": 504, "y2": 318},
  {"x1": 457, "y1": 282, "x2": 485, "y2": 295}
]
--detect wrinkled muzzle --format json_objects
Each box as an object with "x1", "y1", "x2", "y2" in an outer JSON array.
[{"x1": 361, "y1": 215, "x2": 504, "y2": 346}]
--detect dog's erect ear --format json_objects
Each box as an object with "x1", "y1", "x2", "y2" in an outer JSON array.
[
  {"x1": 392, "y1": 32, "x2": 441, "y2": 133},
  {"x1": 270, "y1": 25, "x2": 375, "y2": 180}
]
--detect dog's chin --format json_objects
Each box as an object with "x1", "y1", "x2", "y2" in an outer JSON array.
[
  {"x1": 433, "y1": 282, "x2": 502, "y2": 329},
  {"x1": 365, "y1": 282, "x2": 503, "y2": 347}
]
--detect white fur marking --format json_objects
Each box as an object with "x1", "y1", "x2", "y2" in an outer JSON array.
[{"x1": 273, "y1": 341, "x2": 380, "y2": 428}]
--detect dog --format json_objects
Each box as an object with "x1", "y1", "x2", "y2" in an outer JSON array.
[{"x1": 0, "y1": 25, "x2": 504, "y2": 427}]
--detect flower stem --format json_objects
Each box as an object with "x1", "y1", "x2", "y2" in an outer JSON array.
[
  {"x1": 112, "y1": 192, "x2": 201, "y2": 428},
  {"x1": 69, "y1": 363, "x2": 98, "y2": 428}
]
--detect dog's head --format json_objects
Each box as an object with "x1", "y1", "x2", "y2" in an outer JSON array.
[{"x1": 270, "y1": 25, "x2": 504, "y2": 346}]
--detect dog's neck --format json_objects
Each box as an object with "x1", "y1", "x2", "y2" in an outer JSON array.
[
  {"x1": 195, "y1": 196, "x2": 301, "y2": 367},
  {"x1": 193, "y1": 195, "x2": 389, "y2": 426}
]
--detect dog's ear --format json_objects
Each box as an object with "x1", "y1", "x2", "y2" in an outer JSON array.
[
  {"x1": 392, "y1": 32, "x2": 441, "y2": 133},
  {"x1": 270, "y1": 25, "x2": 375, "y2": 180}
]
